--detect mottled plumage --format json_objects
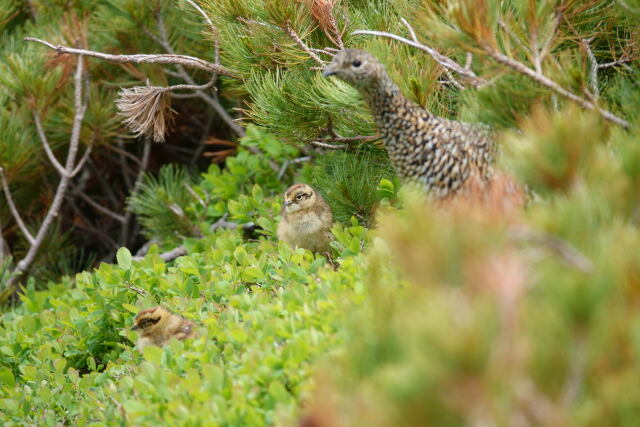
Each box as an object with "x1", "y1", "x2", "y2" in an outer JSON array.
[
  {"x1": 132, "y1": 306, "x2": 196, "y2": 351},
  {"x1": 323, "y1": 49, "x2": 495, "y2": 198},
  {"x1": 278, "y1": 184, "x2": 333, "y2": 252}
]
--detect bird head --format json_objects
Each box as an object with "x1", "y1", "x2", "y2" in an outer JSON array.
[
  {"x1": 132, "y1": 306, "x2": 169, "y2": 335},
  {"x1": 322, "y1": 49, "x2": 384, "y2": 89},
  {"x1": 282, "y1": 184, "x2": 320, "y2": 214}
]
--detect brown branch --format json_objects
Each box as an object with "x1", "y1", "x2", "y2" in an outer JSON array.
[
  {"x1": 75, "y1": 190, "x2": 126, "y2": 224},
  {"x1": 6, "y1": 54, "x2": 87, "y2": 288},
  {"x1": 0, "y1": 168, "x2": 35, "y2": 244},
  {"x1": 23, "y1": 37, "x2": 238, "y2": 78}
]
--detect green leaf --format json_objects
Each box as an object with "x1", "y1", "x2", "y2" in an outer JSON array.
[
  {"x1": 143, "y1": 346, "x2": 163, "y2": 364},
  {"x1": 0, "y1": 368, "x2": 15, "y2": 387},
  {"x1": 268, "y1": 381, "x2": 289, "y2": 402},
  {"x1": 116, "y1": 247, "x2": 132, "y2": 270},
  {"x1": 122, "y1": 303, "x2": 139, "y2": 313}
]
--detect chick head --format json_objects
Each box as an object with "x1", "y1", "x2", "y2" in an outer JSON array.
[
  {"x1": 282, "y1": 184, "x2": 321, "y2": 214},
  {"x1": 132, "y1": 306, "x2": 168, "y2": 335},
  {"x1": 322, "y1": 49, "x2": 385, "y2": 89}
]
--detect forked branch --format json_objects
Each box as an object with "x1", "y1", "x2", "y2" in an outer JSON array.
[{"x1": 4, "y1": 54, "x2": 89, "y2": 289}]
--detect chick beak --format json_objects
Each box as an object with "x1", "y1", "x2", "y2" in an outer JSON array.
[
  {"x1": 284, "y1": 200, "x2": 294, "y2": 207},
  {"x1": 322, "y1": 65, "x2": 337, "y2": 77},
  {"x1": 131, "y1": 324, "x2": 139, "y2": 331}
]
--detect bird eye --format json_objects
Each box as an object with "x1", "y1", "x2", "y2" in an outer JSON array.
[
  {"x1": 296, "y1": 194, "x2": 303, "y2": 200},
  {"x1": 352, "y1": 60, "x2": 362, "y2": 67}
]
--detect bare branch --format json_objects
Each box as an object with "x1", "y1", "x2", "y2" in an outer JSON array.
[
  {"x1": 599, "y1": 58, "x2": 635, "y2": 69},
  {"x1": 277, "y1": 156, "x2": 311, "y2": 180},
  {"x1": 153, "y1": 14, "x2": 247, "y2": 139},
  {"x1": 6, "y1": 54, "x2": 87, "y2": 288},
  {"x1": 184, "y1": 183, "x2": 206, "y2": 209},
  {"x1": 24, "y1": 37, "x2": 238, "y2": 78},
  {"x1": 133, "y1": 245, "x2": 186, "y2": 262},
  {"x1": 0, "y1": 168, "x2": 35, "y2": 244},
  {"x1": 582, "y1": 38, "x2": 600, "y2": 98},
  {"x1": 75, "y1": 190, "x2": 126, "y2": 223},
  {"x1": 483, "y1": 46, "x2": 630, "y2": 128},
  {"x1": 509, "y1": 226, "x2": 594, "y2": 274},
  {"x1": 283, "y1": 22, "x2": 326, "y2": 66},
  {"x1": 33, "y1": 110, "x2": 66, "y2": 176},
  {"x1": 183, "y1": 0, "x2": 220, "y2": 64},
  {"x1": 310, "y1": 140, "x2": 347, "y2": 150},
  {"x1": 131, "y1": 215, "x2": 255, "y2": 262},
  {"x1": 400, "y1": 18, "x2": 418, "y2": 43},
  {"x1": 351, "y1": 28, "x2": 486, "y2": 87},
  {"x1": 70, "y1": 141, "x2": 94, "y2": 177}
]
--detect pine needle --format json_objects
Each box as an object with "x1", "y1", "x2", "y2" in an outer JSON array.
[{"x1": 115, "y1": 85, "x2": 176, "y2": 142}]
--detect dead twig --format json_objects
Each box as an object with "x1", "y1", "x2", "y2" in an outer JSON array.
[{"x1": 24, "y1": 37, "x2": 237, "y2": 78}]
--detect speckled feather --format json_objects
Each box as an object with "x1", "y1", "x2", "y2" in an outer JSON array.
[{"x1": 324, "y1": 50, "x2": 496, "y2": 198}]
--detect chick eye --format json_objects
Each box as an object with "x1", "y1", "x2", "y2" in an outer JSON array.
[
  {"x1": 352, "y1": 60, "x2": 362, "y2": 67},
  {"x1": 296, "y1": 194, "x2": 304, "y2": 200}
]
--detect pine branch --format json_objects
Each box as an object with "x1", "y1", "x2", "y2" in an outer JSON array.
[{"x1": 23, "y1": 37, "x2": 238, "y2": 78}]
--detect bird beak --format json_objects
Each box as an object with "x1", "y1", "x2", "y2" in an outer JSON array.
[
  {"x1": 131, "y1": 324, "x2": 139, "y2": 331},
  {"x1": 284, "y1": 200, "x2": 294, "y2": 207},
  {"x1": 322, "y1": 66, "x2": 337, "y2": 77}
]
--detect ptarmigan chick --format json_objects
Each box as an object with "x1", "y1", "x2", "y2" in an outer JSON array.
[
  {"x1": 277, "y1": 184, "x2": 333, "y2": 252},
  {"x1": 323, "y1": 49, "x2": 496, "y2": 198},
  {"x1": 132, "y1": 306, "x2": 195, "y2": 351}
]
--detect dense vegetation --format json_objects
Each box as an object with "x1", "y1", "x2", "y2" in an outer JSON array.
[{"x1": 1, "y1": 0, "x2": 639, "y2": 425}]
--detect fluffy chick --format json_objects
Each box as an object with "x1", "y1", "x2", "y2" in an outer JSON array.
[
  {"x1": 277, "y1": 184, "x2": 333, "y2": 252},
  {"x1": 132, "y1": 306, "x2": 195, "y2": 351}
]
